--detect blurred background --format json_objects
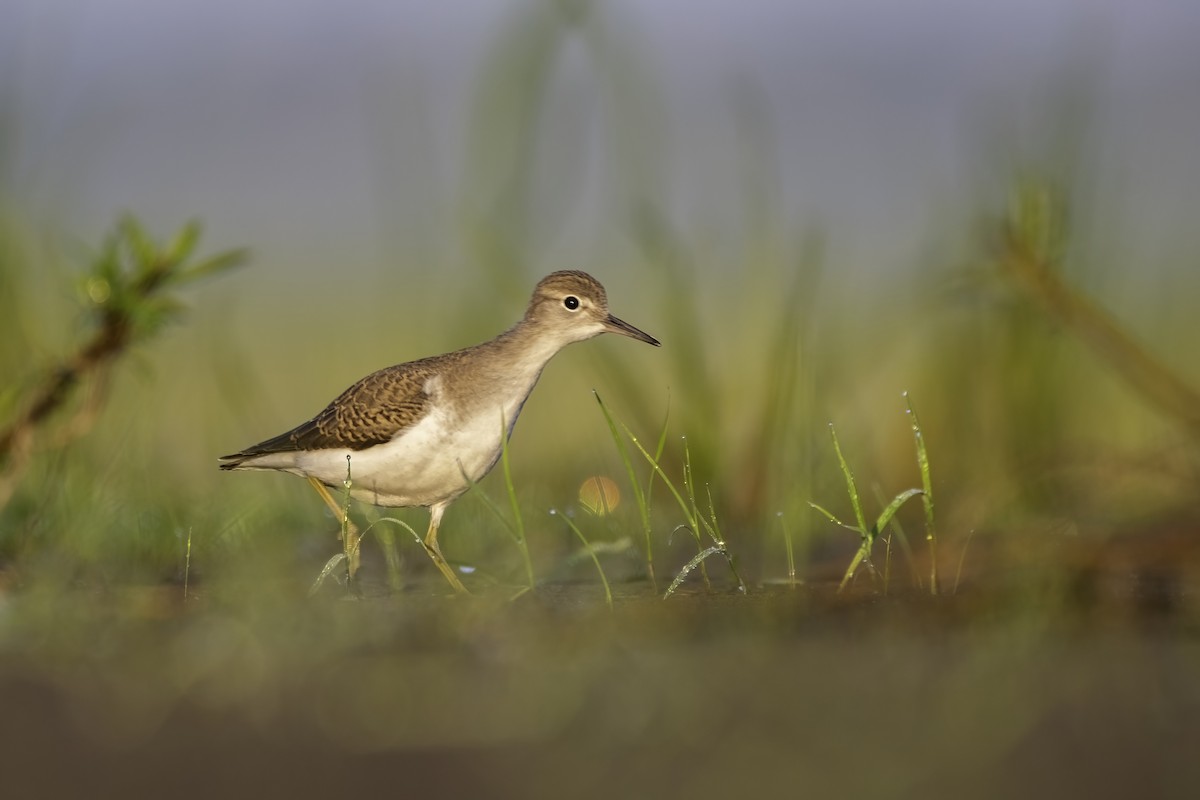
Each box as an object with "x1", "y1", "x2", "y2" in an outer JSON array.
[{"x1": 2, "y1": 0, "x2": 1199, "y2": 583}]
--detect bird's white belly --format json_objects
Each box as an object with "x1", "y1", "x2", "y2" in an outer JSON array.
[{"x1": 292, "y1": 403, "x2": 512, "y2": 508}]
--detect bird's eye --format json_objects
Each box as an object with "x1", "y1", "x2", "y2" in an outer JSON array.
[{"x1": 563, "y1": 295, "x2": 580, "y2": 311}]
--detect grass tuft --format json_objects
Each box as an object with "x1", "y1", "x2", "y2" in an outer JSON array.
[
  {"x1": 810, "y1": 420, "x2": 925, "y2": 592},
  {"x1": 594, "y1": 392, "x2": 744, "y2": 597}
]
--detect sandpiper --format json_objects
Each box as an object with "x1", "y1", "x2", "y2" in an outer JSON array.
[{"x1": 219, "y1": 270, "x2": 660, "y2": 593}]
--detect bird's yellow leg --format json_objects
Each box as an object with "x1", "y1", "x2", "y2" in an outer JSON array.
[
  {"x1": 307, "y1": 476, "x2": 361, "y2": 577},
  {"x1": 422, "y1": 504, "x2": 468, "y2": 594}
]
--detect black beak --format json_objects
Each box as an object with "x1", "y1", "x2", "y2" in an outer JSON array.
[{"x1": 603, "y1": 314, "x2": 661, "y2": 346}]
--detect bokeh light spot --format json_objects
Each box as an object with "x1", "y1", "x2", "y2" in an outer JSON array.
[{"x1": 579, "y1": 476, "x2": 620, "y2": 516}]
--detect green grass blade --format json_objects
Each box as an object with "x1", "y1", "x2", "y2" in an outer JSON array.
[
  {"x1": 837, "y1": 543, "x2": 871, "y2": 592},
  {"x1": 807, "y1": 501, "x2": 859, "y2": 533},
  {"x1": 704, "y1": 484, "x2": 724, "y2": 545},
  {"x1": 872, "y1": 484, "x2": 922, "y2": 590},
  {"x1": 366, "y1": 515, "x2": 423, "y2": 545},
  {"x1": 308, "y1": 553, "x2": 349, "y2": 597},
  {"x1": 183, "y1": 527, "x2": 193, "y2": 605},
  {"x1": 594, "y1": 391, "x2": 655, "y2": 586},
  {"x1": 904, "y1": 392, "x2": 939, "y2": 595},
  {"x1": 340, "y1": 455, "x2": 356, "y2": 584},
  {"x1": 681, "y1": 435, "x2": 712, "y2": 587},
  {"x1": 681, "y1": 436, "x2": 700, "y2": 535},
  {"x1": 664, "y1": 545, "x2": 726, "y2": 598},
  {"x1": 650, "y1": 399, "x2": 671, "y2": 498},
  {"x1": 870, "y1": 488, "x2": 924, "y2": 542},
  {"x1": 830, "y1": 486, "x2": 923, "y2": 594},
  {"x1": 550, "y1": 510, "x2": 613, "y2": 610},
  {"x1": 684, "y1": 436, "x2": 720, "y2": 543},
  {"x1": 642, "y1": 398, "x2": 671, "y2": 589},
  {"x1": 614, "y1": 415, "x2": 699, "y2": 535},
  {"x1": 704, "y1": 485, "x2": 746, "y2": 593},
  {"x1": 828, "y1": 423, "x2": 868, "y2": 532}
]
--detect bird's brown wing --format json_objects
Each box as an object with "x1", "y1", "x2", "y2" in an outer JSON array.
[{"x1": 220, "y1": 359, "x2": 438, "y2": 461}]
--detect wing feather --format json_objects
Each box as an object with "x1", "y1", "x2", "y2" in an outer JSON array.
[{"x1": 219, "y1": 358, "x2": 441, "y2": 466}]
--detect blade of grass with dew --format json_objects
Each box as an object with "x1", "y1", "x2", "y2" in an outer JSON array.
[
  {"x1": 623, "y1": 427, "x2": 697, "y2": 534},
  {"x1": 808, "y1": 498, "x2": 880, "y2": 586},
  {"x1": 905, "y1": 392, "x2": 939, "y2": 594},
  {"x1": 823, "y1": 422, "x2": 874, "y2": 590},
  {"x1": 308, "y1": 455, "x2": 364, "y2": 595},
  {"x1": 368, "y1": 516, "x2": 423, "y2": 549},
  {"x1": 814, "y1": 421, "x2": 925, "y2": 592},
  {"x1": 549, "y1": 509, "x2": 613, "y2": 610},
  {"x1": 681, "y1": 435, "x2": 712, "y2": 588},
  {"x1": 309, "y1": 515, "x2": 424, "y2": 597},
  {"x1": 807, "y1": 501, "x2": 859, "y2": 533},
  {"x1": 705, "y1": 483, "x2": 745, "y2": 592},
  {"x1": 663, "y1": 545, "x2": 728, "y2": 598},
  {"x1": 341, "y1": 455, "x2": 356, "y2": 585},
  {"x1": 837, "y1": 487, "x2": 924, "y2": 591},
  {"x1": 684, "y1": 436, "x2": 722, "y2": 544},
  {"x1": 594, "y1": 390, "x2": 660, "y2": 587},
  {"x1": 309, "y1": 553, "x2": 350, "y2": 597},
  {"x1": 642, "y1": 398, "x2": 671, "y2": 587},
  {"x1": 872, "y1": 484, "x2": 922, "y2": 591},
  {"x1": 829, "y1": 423, "x2": 868, "y2": 533},
  {"x1": 838, "y1": 546, "x2": 871, "y2": 593}
]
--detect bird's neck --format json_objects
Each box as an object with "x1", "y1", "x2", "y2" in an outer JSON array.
[{"x1": 482, "y1": 317, "x2": 573, "y2": 380}]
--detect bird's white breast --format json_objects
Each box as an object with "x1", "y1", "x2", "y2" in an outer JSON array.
[{"x1": 286, "y1": 374, "x2": 529, "y2": 508}]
